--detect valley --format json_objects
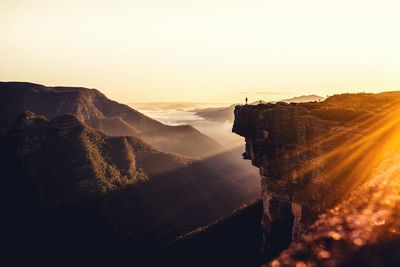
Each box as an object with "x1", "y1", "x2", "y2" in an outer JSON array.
[{"x1": 2, "y1": 82, "x2": 400, "y2": 267}]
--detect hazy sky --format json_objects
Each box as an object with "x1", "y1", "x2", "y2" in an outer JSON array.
[{"x1": 1, "y1": 0, "x2": 400, "y2": 103}]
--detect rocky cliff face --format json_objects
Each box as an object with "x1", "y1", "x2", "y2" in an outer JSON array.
[
  {"x1": 232, "y1": 94, "x2": 400, "y2": 257},
  {"x1": 233, "y1": 98, "x2": 392, "y2": 255},
  {"x1": 233, "y1": 104, "x2": 339, "y2": 252}
]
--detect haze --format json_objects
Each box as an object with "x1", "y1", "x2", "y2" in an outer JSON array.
[{"x1": 1, "y1": 0, "x2": 400, "y2": 103}]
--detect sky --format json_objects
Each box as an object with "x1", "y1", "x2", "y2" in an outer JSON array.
[{"x1": 1, "y1": 0, "x2": 400, "y2": 103}]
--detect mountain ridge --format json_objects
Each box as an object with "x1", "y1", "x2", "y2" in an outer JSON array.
[{"x1": 0, "y1": 81, "x2": 222, "y2": 158}]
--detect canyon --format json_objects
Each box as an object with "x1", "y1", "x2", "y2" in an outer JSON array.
[{"x1": 2, "y1": 82, "x2": 400, "y2": 266}]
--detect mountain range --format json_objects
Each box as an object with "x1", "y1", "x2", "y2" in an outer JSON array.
[
  {"x1": 0, "y1": 81, "x2": 259, "y2": 265},
  {"x1": 0, "y1": 82, "x2": 224, "y2": 158}
]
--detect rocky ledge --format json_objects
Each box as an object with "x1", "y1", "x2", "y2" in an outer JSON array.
[{"x1": 233, "y1": 103, "x2": 342, "y2": 253}]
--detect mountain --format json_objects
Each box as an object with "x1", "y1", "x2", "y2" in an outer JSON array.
[
  {"x1": 0, "y1": 82, "x2": 221, "y2": 158},
  {"x1": 0, "y1": 82, "x2": 259, "y2": 201},
  {"x1": 0, "y1": 83, "x2": 260, "y2": 195},
  {"x1": 193, "y1": 104, "x2": 237, "y2": 123},
  {"x1": 0, "y1": 81, "x2": 261, "y2": 265},
  {"x1": 0, "y1": 111, "x2": 255, "y2": 265},
  {"x1": 278, "y1": 94, "x2": 324, "y2": 103}
]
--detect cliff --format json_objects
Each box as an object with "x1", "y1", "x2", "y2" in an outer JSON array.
[
  {"x1": 233, "y1": 103, "x2": 340, "y2": 253},
  {"x1": 233, "y1": 92, "x2": 400, "y2": 264}
]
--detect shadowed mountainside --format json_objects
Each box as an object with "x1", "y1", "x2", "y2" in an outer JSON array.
[
  {"x1": 0, "y1": 111, "x2": 256, "y2": 265},
  {"x1": 163, "y1": 200, "x2": 264, "y2": 267},
  {"x1": 0, "y1": 81, "x2": 260, "y2": 203}
]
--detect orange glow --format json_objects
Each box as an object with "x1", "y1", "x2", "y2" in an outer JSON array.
[
  {"x1": 282, "y1": 98, "x2": 400, "y2": 207},
  {"x1": 1, "y1": 0, "x2": 400, "y2": 103}
]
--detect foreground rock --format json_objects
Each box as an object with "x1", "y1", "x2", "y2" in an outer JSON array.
[{"x1": 268, "y1": 154, "x2": 400, "y2": 267}]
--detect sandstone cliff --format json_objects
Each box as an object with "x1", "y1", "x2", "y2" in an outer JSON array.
[
  {"x1": 233, "y1": 103, "x2": 338, "y2": 253},
  {"x1": 233, "y1": 92, "x2": 400, "y2": 263}
]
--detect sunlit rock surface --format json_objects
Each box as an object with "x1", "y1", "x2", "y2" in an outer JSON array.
[{"x1": 267, "y1": 154, "x2": 400, "y2": 267}]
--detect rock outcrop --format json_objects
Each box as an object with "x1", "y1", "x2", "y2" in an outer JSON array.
[
  {"x1": 233, "y1": 104, "x2": 338, "y2": 253},
  {"x1": 233, "y1": 92, "x2": 400, "y2": 260}
]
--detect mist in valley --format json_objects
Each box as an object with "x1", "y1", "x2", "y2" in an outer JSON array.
[
  {"x1": 133, "y1": 103, "x2": 261, "y2": 199},
  {"x1": 134, "y1": 105, "x2": 241, "y2": 147}
]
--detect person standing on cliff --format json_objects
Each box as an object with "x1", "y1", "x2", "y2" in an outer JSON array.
[{"x1": 245, "y1": 97, "x2": 248, "y2": 105}]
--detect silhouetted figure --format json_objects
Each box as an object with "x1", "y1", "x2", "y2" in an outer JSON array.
[{"x1": 245, "y1": 97, "x2": 248, "y2": 105}]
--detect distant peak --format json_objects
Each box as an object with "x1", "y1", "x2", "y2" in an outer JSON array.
[
  {"x1": 279, "y1": 95, "x2": 325, "y2": 103},
  {"x1": 0, "y1": 81, "x2": 104, "y2": 96}
]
